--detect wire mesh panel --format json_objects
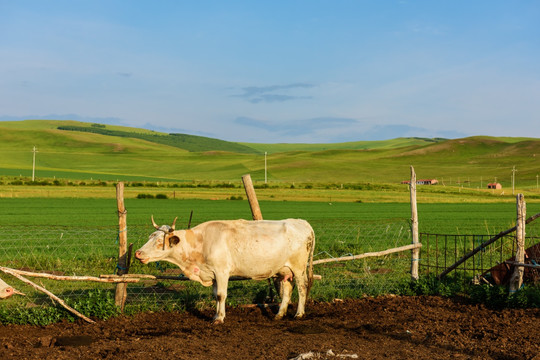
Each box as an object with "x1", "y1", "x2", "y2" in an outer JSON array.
[{"x1": 420, "y1": 231, "x2": 540, "y2": 283}]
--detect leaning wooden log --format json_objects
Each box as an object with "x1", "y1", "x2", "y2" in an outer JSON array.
[
  {"x1": 0, "y1": 267, "x2": 95, "y2": 324},
  {"x1": 0, "y1": 267, "x2": 139, "y2": 283},
  {"x1": 312, "y1": 243, "x2": 422, "y2": 265}
]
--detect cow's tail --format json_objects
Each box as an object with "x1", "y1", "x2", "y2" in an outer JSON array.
[{"x1": 306, "y1": 227, "x2": 315, "y2": 297}]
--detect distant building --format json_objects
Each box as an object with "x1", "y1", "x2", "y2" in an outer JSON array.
[
  {"x1": 401, "y1": 179, "x2": 438, "y2": 185},
  {"x1": 487, "y1": 183, "x2": 502, "y2": 189},
  {"x1": 417, "y1": 179, "x2": 438, "y2": 185}
]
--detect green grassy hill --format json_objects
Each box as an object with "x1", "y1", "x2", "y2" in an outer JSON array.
[
  {"x1": 1, "y1": 120, "x2": 539, "y2": 190},
  {"x1": 241, "y1": 137, "x2": 445, "y2": 154}
]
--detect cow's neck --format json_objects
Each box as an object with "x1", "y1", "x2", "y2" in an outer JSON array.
[{"x1": 166, "y1": 230, "x2": 212, "y2": 286}]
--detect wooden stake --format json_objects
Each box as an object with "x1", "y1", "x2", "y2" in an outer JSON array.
[
  {"x1": 509, "y1": 194, "x2": 526, "y2": 292},
  {"x1": 115, "y1": 182, "x2": 129, "y2": 310},
  {"x1": 0, "y1": 267, "x2": 95, "y2": 324},
  {"x1": 410, "y1": 166, "x2": 420, "y2": 281},
  {"x1": 242, "y1": 174, "x2": 263, "y2": 220}
]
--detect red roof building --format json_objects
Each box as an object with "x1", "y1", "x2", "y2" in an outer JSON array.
[{"x1": 487, "y1": 183, "x2": 502, "y2": 189}]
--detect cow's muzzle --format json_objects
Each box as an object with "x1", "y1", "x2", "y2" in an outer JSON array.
[{"x1": 134, "y1": 250, "x2": 148, "y2": 264}]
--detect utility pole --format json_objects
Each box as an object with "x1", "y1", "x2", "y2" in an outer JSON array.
[
  {"x1": 264, "y1": 152, "x2": 267, "y2": 184},
  {"x1": 32, "y1": 146, "x2": 38, "y2": 181},
  {"x1": 512, "y1": 166, "x2": 517, "y2": 195}
]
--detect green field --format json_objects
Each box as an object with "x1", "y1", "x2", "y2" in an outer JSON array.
[{"x1": 2, "y1": 197, "x2": 539, "y2": 236}]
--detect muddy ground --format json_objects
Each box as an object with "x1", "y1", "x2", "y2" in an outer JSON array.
[{"x1": 1, "y1": 296, "x2": 538, "y2": 360}]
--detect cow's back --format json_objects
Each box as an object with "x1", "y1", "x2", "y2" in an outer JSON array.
[{"x1": 194, "y1": 219, "x2": 313, "y2": 279}]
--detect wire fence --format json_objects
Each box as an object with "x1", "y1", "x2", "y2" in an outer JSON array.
[
  {"x1": 3, "y1": 212, "x2": 539, "y2": 314},
  {"x1": 420, "y1": 233, "x2": 540, "y2": 282},
  {"x1": 420, "y1": 215, "x2": 540, "y2": 283},
  {"x1": 0, "y1": 219, "x2": 414, "y2": 311}
]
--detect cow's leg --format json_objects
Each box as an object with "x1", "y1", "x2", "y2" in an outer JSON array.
[
  {"x1": 212, "y1": 274, "x2": 229, "y2": 324},
  {"x1": 293, "y1": 270, "x2": 308, "y2": 319},
  {"x1": 274, "y1": 277, "x2": 293, "y2": 320}
]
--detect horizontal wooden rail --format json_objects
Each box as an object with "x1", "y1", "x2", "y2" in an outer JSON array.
[
  {"x1": 312, "y1": 243, "x2": 422, "y2": 266},
  {"x1": 1, "y1": 267, "x2": 140, "y2": 283}
]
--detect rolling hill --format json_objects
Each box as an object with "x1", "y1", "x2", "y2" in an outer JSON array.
[{"x1": 0, "y1": 120, "x2": 539, "y2": 188}]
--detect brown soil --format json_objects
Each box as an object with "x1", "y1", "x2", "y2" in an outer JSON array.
[{"x1": 1, "y1": 296, "x2": 538, "y2": 360}]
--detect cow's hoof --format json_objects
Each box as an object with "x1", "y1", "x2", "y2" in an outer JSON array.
[
  {"x1": 212, "y1": 319, "x2": 224, "y2": 325},
  {"x1": 274, "y1": 314, "x2": 284, "y2": 321},
  {"x1": 294, "y1": 313, "x2": 305, "y2": 319}
]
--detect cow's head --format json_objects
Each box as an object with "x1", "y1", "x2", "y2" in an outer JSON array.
[{"x1": 134, "y1": 216, "x2": 181, "y2": 264}]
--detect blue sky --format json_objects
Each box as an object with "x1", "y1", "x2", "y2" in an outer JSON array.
[{"x1": 1, "y1": 1, "x2": 539, "y2": 143}]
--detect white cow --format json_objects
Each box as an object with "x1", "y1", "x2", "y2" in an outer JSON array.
[{"x1": 135, "y1": 217, "x2": 315, "y2": 323}]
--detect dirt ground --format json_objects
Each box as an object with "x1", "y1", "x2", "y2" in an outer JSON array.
[{"x1": 0, "y1": 296, "x2": 538, "y2": 360}]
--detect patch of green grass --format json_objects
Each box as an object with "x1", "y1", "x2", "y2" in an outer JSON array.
[
  {"x1": 399, "y1": 273, "x2": 540, "y2": 309},
  {"x1": 0, "y1": 289, "x2": 119, "y2": 325}
]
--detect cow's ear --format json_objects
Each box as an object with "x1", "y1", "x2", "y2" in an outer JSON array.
[{"x1": 168, "y1": 236, "x2": 180, "y2": 247}]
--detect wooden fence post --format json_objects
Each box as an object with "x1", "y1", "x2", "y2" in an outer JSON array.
[
  {"x1": 509, "y1": 194, "x2": 526, "y2": 292},
  {"x1": 410, "y1": 166, "x2": 420, "y2": 281},
  {"x1": 115, "y1": 182, "x2": 129, "y2": 310},
  {"x1": 242, "y1": 174, "x2": 263, "y2": 220}
]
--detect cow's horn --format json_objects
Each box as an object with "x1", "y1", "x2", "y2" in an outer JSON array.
[
  {"x1": 151, "y1": 215, "x2": 160, "y2": 230},
  {"x1": 170, "y1": 216, "x2": 178, "y2": 232}
]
